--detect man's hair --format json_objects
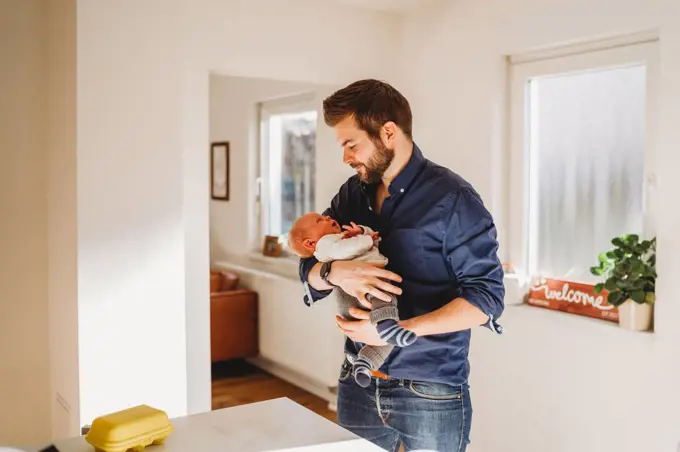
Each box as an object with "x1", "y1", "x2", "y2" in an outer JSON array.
[{"x1": 323, "y1": 79, "x2": 412, "y2": 140}]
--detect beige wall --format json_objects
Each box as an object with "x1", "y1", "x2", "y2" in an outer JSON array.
[
  {"x1": 400, "y1": 0, "x2": 680, "y2": 451},
  {"x1": 0, "y1": 0, "x2": 78, "y2": 443},
  {"x1": 46, "y1": 0, "x2": 79, "y2": 440},
  {"x1": 0, "y1": 0, "x2": 51, "y2": 444}
]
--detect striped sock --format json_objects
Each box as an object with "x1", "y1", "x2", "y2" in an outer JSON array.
[
  {"x1": 353, "y1": 357, "x2": 373, "y2": 388},
  {"x1": 376, "y1": 320, "x2": 417, "y2": 347}
]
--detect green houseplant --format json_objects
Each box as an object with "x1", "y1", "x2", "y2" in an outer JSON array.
[{"x1": 590, "y1": 234, "x2": 656, "y2": 331}]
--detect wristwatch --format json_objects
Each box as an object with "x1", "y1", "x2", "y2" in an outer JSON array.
[{"x1": 320, "y1": 261, "x2": 336, "y2": 287}]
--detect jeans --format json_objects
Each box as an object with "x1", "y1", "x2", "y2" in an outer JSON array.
[{"x1": 337, "y1": 359, "x2": 472, "y2": 452}]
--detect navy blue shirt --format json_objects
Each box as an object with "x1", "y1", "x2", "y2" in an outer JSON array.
[{"x1": 298, "y1": 144, "x2": 504, "y2": 385}]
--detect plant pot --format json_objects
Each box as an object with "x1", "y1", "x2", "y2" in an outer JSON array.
[{"x1": 617, "y1": 299, "x2": 653, "y2": 331}]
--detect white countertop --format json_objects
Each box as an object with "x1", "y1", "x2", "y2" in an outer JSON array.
[{"x1": 31, "y1": 398, "x2": 385, "y2": 452}]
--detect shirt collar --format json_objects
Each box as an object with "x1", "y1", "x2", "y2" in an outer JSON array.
[
  {"x1": 361, "y1": 142, "x2": 426, "y2": 196},
  {"x1": 389, "y1": 143, "x2": 426, "y2": 195}
]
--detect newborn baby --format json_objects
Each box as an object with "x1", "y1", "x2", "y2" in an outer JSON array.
[{"x1": 288, "y1": 213, "x2": 416, "y2": 387}]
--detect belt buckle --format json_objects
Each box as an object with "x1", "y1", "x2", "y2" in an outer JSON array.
[{"x1": 371, "y1": 370, "x2": 390, "y2": 380}]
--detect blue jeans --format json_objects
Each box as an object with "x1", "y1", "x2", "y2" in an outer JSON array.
[{"x1": 337, "y1": 359, "x2": 472, "y2": 452}]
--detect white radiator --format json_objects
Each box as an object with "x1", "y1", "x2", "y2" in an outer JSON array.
[{"x1": 214, "y1": 261, "x2": 346, "y2": 398}]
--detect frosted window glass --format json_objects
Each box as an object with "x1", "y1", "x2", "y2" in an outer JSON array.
[{"x1": 528, "y1": 65, "x2": 645, "y2": 282}]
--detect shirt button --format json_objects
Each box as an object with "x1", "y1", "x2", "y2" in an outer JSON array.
[
  {"x1": 369, "y1": 207, "x2": 373, "y2": 211},
  {"x1": 400, "y1": 188, "x2": 404, "y2": 193}
]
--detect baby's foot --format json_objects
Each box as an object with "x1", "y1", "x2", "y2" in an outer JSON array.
[
  {"x1": 352, "y1": 357, "x2": 373, "y2": 388},
  {"x1": 376, "y1": 320, "x2": 417, "y2": 347}
]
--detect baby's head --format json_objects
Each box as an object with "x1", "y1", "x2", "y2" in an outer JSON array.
[{"x1": 288, "y1": 213, "x2": 342, "y2": 258}]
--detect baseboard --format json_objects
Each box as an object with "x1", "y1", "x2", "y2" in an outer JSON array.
[{"x1": 247, "y1": 356, "x2": 338, "y2": 412}]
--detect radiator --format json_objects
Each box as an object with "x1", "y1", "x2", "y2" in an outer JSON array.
[{"x1": 214, "y1": 261, "x2": 346, "y2": 391}]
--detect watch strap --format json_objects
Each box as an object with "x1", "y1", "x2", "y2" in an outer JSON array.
[{"x1": 320, "y1": 261, "x2": 336, "y2": 287}]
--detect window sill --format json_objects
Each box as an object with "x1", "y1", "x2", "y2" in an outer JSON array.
[
  {"x1": 504, "y1": 303, "x2": 656, "y2": 339},
  {"x1": 212, "y1": 252, "x2": 300, "y2": 282},
  {"x1": 247, "y1": 251, "x2": 299, "y2": 270}
]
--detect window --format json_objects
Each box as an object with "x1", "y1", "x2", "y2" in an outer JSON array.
[
  {"x1": 508, "y1": 36, "x2": 658, "y2": 283},
  {"x1": 257, "y1": 94, "x2": 318, "y2": 252}
]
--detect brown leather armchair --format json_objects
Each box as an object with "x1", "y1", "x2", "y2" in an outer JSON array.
[{"x1": 210, "y1": 270, "x2": 258, "y2": 363}]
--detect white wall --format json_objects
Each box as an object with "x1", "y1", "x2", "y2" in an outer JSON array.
[
  {"x1": 0, "y1": 0, "x2": 51, "y2": 444},
  {"x1": 179, "y1": 0, "x2": 397, "y2": 418},
  {"x1": 400, "y1": 1, "x2": 680, "y2": 451},
  {"x1": 76, "y1": 0, "x2": 188, "y2": 426},
  {"x1": 4, "y1": 0, "x2": 675, "y2": 449},
  {"x1": 208, "y1": 76, "x2": 351, "y2": 392},
  {"x1": 209, "y1": 75, "x2": 337, "y2": 260},
  {"x1": 75, "y1": 0, "x2": 397, "y2": 428}
]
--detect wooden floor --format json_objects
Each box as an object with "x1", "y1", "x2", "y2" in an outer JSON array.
[{"x1": 211, "y1": 360, "x2": 337, "y2": 423}]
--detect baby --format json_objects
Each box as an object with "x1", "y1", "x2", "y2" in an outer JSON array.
[{"x1": 288, "y1": 213, "x2": 416, "y2": 387}]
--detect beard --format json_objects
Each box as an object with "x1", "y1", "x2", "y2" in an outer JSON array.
[{"x1": 355, "y1": 139, "x2": 395, "y2": 184}]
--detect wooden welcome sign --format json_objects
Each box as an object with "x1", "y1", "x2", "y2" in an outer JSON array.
[{"x1": 527, "y1": 277, "x2": 619, "y2": 323}]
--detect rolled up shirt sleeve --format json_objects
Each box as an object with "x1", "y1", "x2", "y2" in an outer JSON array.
[
  {"x1": 299, "y1": 255, "x2": 331, "y2": 307},
  {"x1": 444, "y1": 188, "x2": 505, "y2": 333}
]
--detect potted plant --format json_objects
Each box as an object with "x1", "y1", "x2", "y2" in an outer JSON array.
[{"x1": 590, "y1": 234, "x2": 656, "y2": 331}]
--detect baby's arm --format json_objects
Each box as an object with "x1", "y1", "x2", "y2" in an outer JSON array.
[
  {"x1": 357, "y1": 224, "x2": 380, "y2": 247},
  {"x1": 343, "y1": 222, "x2": 379, "y2": 241},
  {"x1": 314, "y1": 233, "x2": 374, "y2": 262}
]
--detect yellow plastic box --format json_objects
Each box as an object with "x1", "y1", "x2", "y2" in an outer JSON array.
[{"x1": 85, "y1": 405, "x2": 173, "y2": 452}]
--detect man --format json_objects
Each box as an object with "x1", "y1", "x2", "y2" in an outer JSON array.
[{"x1": 298, "y1": 79, "x2": 504, "y2": 452}]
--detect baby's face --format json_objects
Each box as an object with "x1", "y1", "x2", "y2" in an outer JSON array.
[{"x1": 302, "y1": 213, "x2": 342, "y2": 240}]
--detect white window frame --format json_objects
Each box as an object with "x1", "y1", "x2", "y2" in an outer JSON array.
[
  {"x1": 255, "y1": 92, "x2": 319, "y2": 254},
  {"x1": 507, "y1": 33, "x2": 659, "y2": 280}
]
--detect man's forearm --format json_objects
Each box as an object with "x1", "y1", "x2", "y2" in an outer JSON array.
[
  {"x1": 306, "y1": 261, "x2": 334, "y2": 292},
  {"x1": 399, "y1": 297, "x2": 487, "y2": 336}
]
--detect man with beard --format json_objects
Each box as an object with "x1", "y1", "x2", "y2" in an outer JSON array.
[{"x1": 297, "y1": 79, "x2": 504, "y2": 452}]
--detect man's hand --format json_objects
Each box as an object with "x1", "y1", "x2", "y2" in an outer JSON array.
[
  {"x1": 328, "y1": 260, "x2": 402, "y2": 309},
  {"x1": 336, "y1": 312, "x2": 387, "y2": 346},
  {"x1": 341, "y1": 222, "x2": 364, "y2": 239}
]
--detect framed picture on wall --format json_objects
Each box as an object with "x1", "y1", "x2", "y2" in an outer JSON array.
[{"x1": 211, "y1": 141, "x2": 230, "y2": 200}]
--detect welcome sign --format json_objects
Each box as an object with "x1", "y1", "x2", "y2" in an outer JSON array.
[{"x1": 527, "y1": 277, "x2": 619, "y2": 323}]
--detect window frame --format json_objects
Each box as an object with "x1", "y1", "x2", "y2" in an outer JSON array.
[
  {"x1": 255, "y1": 92, "x2": 319, "y2": 255},
  {"x1": 507, "y1": 36, "x2": 659, "y2": 280}
]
